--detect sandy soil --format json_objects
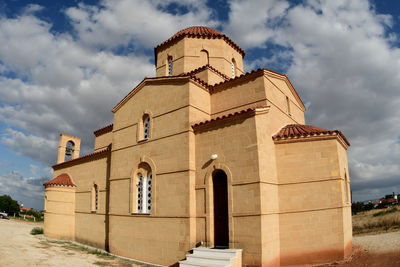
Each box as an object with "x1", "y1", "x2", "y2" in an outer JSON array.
[
  {"x1": 0, "y1": 219, "x2": 144, "y2": 267},
  {"x1": 1, "y1": 219, "x2": 399, "y2": 266}
]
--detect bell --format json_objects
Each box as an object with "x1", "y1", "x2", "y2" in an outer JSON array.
[{"x1": 65, "y1": 147, "x2": 73, "y2": 156}]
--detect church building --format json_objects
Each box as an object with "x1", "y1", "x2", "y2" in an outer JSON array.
[{"x1": 43, "y1": 26, "x2": 352, "y2": 267}]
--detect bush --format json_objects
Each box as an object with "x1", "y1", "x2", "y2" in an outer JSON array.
[{"x1": 30, "y1": 227, "x2": 44, "y2": 235}]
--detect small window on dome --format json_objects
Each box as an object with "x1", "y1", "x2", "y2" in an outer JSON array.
[
  {"x1": 168, "y1": 56, "x2": 173, "y2": 76},
  {"x1": 231, "y1": 58, "x2": 237, "y2": 78}
]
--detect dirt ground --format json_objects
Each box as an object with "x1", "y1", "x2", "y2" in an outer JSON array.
[
  {"x1": 1, "y1": 219, "x2": 399, "y2": 267},
  {"x1": 0, "y1": 219, "x2": 146, "y2": 267},
  {"x1": 317, "y1": 231, "x2": 400, "y2": 267}
]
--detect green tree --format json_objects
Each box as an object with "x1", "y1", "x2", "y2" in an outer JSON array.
[{"x1": 0, "y1": 195, "x2": 20, "y2": 215}]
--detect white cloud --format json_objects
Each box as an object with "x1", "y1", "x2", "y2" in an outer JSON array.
[
  {"x1": 0, "y1": 0, "x2": 216, "y2": 173},
  {"x1": 0, "y1": 171, "x2": 48, "y2": 210},
  {"x1": 224, "y1": 0, "x2": 289, "y2": 49},
  {"x1": 227, "y1": 0, "x2": 400, "y2": 201},
  {"x1": 65, "y1": 0, "x2": 218, "y2": 49}
]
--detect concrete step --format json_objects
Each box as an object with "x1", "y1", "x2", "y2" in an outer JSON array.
[
  {"x1": 179, "y1": 260, "x2": 229, "y2": 267},
  {"x1": 193, "y1": 247, "x2": 239, "y2": 258},
  {"x1": 186, "y1": 254, "x2": 233, "y2": 265},
  {"x1": 179, "y1": 247, "x2": 242, "y2": 267}
]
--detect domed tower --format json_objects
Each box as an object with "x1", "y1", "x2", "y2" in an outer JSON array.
[{"x1": 154, "y1": 26, "x2": 245, "y2": 78}]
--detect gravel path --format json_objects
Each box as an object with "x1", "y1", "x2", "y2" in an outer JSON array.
[
  {"x1": 0, "y1": 219, "x2": 143, "y2": 267},
  {"x1": 1, "y1": 219, "x2": 399, "y2": 267},
  {"x1": 353, "y1": 231, "x2": 400, "y2": 252}
]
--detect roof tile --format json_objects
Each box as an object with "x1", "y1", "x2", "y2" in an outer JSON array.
[
  {"x1": 273, "y1": 124, "x2": 350, "y2": 146},
  {"x1": 43, "y1": 173, "x2": 75, "y2": 187},
  {"x1": 155, "y1": 26, "x2": 245, "y2": 56}
]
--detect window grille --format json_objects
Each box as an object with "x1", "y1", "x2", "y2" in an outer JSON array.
[
  {"x1": 137, "y1": 172, "x2": 152, "y2": 213},
  {"x1": 231, "y1": 58, "x2": 236, "y2": 78},
  {"x1": 143, "y1": 115, "x2": 150, "y2": 139},
  {"x1": 168, "y1": 56, "x2": 173, "y2": 76},
  {"x1": 137, "y1": 173, "x2": 143, "y2": 213}
]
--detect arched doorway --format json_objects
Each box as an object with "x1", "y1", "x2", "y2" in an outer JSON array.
[{"x1": 213, "y1": 170, "x2": 229, "y2": 248}]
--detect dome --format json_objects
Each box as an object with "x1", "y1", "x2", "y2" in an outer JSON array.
[
  {"x1": 155, "y1": 26, "x2": 244, "y2": 56},
  {"x1": 171, "y1": 26, "x2": 224, "y2": 38}
]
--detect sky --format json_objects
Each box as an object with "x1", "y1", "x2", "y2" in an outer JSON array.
[{"x1": 0, "y1": 0, "x2": 400, "y2": 210}]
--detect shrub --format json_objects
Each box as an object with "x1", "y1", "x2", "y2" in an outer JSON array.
[{"x1": 30, "y1": 227, "x2": 44, "y2": 235}]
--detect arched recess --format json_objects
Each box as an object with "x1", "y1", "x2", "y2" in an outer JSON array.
[
  {"x1": 130, "y1": 156, "x2": 157, "y2": 214},
  {"x1": 204, "y1": 163, "x2": 234, "y2": 248},
  {"x1": 200, "y1": 49, "x2": 209, "y2": 65},
  {"x1": 344, "y1": 169, "x2": 350, "y2": 204}
]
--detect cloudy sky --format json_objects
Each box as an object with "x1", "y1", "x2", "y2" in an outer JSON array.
[{"x1": 0, "y1": 0, "x2": 399, "y2": 210}]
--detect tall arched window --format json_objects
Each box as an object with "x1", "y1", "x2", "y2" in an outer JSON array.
[
  {"x1": 143, "y1": 114, "x2": 151, "y2": 139},
  {"x1": 65, "y1": 140, "x2": 75, "y2": 161},
  {"x1": 167, "y1": 55, "x2": 173, "y2": 76},
  {"x1": 231, "y1": 58, "x2": 236, "y2": 78},
  {"x1": 286, "y1": 96, "x2": 291, "y2": 116},
  {"x1": 135, "y1": 163, "x2": 153, "y2": 214},
  {"x1": 91, "y1": 184, "x2": 98, "y2": 212},
  {"x1": 200, "y1": 49, "x2": 209, "y2": 65}
]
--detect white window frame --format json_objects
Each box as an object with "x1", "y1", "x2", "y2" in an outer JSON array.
[{"x1": 137, "y1": 172, "x2": 152, "y2": 214}]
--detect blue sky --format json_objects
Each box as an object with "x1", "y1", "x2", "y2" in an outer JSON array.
[{"x1": 1, "y1": 0, "x2": 400, "y2": 210}]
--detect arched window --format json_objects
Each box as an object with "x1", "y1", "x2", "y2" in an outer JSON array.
[
  {"x1": 286, "y1": 96, "x2": 291, "y2": 116},
  {"x1": 135, "y1": 163, "x2": 152, "y2": 214},
  {"x1": 143, "y1": 114, "x2": 151, "y2": 139},
  {"x1": 200, "y1": 49, "x2": 209, "y2": 65},
  {"x1": 168, "y1": 55, "x2": 173, "y2": 76},
  {"x1": 231, "y1": 58, "x2": 236, "y2": 78},
  {"x1": 91, "y1": 184, "x2": 98, "y2": 212},
  {"x1": 65, "y1": 140, "x2": 75, "y2": 161}
]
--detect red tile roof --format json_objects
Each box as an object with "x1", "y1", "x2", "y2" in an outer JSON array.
[
  {"x1": 52, "y1": 146, "x2": 111, "y2": 170},
  {"x1": 155, "y1": 26, "x2": 245, "y2": 56},
  {"x1": 273, "y1": 124, "x2": 350, "y2": 146},
  {"x1": 192, "y1": 106, "x2": 270, "y2": 129},
  {"x1": 180, "y1": 64, "x2": 230, "y2": 81},
  {"x1": 94, "y1": 124, "x2": 113, "y2": 136},
  {"x1": 43, "y1": 173, "x2": 75, "y2": 187}
]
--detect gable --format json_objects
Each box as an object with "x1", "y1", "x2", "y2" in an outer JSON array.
[{"x1": 263, "y1": 70, "x2": 306, "y2": 112}]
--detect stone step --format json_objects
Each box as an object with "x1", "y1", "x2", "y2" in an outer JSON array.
[
  {"x1": 179, "y1": 247, "x2": 242, "y2": 267},
  {"x1": 186, "y1": 254, "x2": 233, "y2": 265},
  {"x1": 193, "y1": 247, "x2": 239, "y2": 258},
  {"x1": 179, "y1": 260, "x2": 229, "y2": 267}
]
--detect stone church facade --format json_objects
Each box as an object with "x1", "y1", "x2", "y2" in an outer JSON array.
[{"x1": 43, "y1": 26, "x2": 352, "y2": 266}]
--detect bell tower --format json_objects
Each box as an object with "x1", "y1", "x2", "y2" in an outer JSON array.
[
  {"x1": 57, "y1": 134, "x2": 81, "y2": 164},
  {"x1": 154, "y1": 26, "x2": 245, "y2": 78}
]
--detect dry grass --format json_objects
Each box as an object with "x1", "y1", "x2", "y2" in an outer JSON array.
[{"x1": 353, "y1": 206, "x2": 400, "y2": 235}]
